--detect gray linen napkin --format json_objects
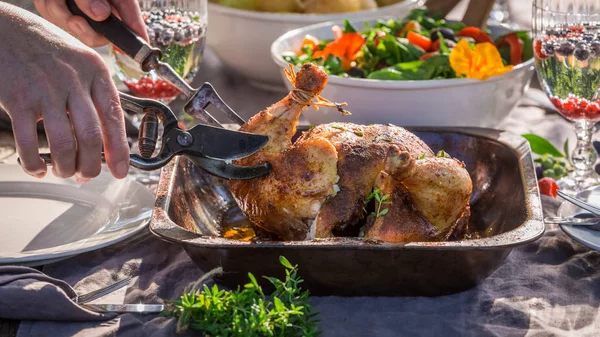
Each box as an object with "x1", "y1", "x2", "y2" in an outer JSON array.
[{"x1": 0, "y1": 266, "x2": 113, "y2": 321}]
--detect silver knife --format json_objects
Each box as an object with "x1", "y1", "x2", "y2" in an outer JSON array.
[
  {"x1": 81, "y1": 303, "x2": 164, "y2": 313},
  {"x1": 544, "y1": 216, "x2": 600, "y2": 225}
]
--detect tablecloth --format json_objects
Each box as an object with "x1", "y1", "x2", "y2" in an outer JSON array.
[{"x1": 4, "y1": 0, "x2": 600, "y2": 336}]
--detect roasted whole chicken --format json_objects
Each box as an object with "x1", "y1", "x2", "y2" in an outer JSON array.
[{"x1": 228, "y1": 64, "x2": 473, "y2": 242}]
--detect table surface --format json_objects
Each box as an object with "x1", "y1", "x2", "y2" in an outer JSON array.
[{"x1": 3, "y1": 1, "x2": 591, "y2": 336}]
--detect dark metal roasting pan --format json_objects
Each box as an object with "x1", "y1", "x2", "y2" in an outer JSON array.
[{"x1": 149, "y1": 127, "x2": 544, "y2": 296}]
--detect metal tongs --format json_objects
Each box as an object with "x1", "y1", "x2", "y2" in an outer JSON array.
[{"x1": 26, "y1": 0, "x2": 271, "y2": 180}]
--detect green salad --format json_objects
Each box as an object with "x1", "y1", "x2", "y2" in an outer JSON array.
[{"x1": 282, "y1": 8, "x2": 533, "y2": 81}]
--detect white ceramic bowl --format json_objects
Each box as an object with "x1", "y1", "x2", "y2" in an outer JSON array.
[
  {"x1": 206, "y1": 1, "x2": 419, "y2": 91},
  {"x1": 271, "y1": 20, "x2": 536, "y2": 127}
]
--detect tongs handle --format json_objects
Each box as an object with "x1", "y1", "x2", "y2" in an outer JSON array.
[{"x1": 65, "y1": 0, "x2": 159, "y2": 71}]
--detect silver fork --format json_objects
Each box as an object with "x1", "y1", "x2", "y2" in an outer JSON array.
[
  {"x1": 544, "y1": 216, "x2": 600, "y2": 230},
  {"x1": 72, "y1": 277, "x2": 132, "y2": 304},
  {"x1": 557, "y1": 190, "x2": 600, "y2": 216}
]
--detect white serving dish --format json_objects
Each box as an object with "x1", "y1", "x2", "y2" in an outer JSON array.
[
  {"x1": 270, "y1": 20, "x2": 536, "y2": 127},
  {"x1": 206, "y1": 0, "x2": 419, "y2": 91}
]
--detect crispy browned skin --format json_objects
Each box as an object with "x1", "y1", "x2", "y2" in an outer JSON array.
[
  {"x1": 363, "y1": 147, "x2": 472, "y2": 242},
  {"x1": 402, "y1": 155, "x2": 473, "y2": 235},
  {"x1": 304, "y1": 123, "x2": 433, "y2": 238},
  {"x1": 228, "y1": 64, "x2": 338, "y2": 240},
  {"x1": 228, "y1": 63, "x2": 473, "y2": 242}
]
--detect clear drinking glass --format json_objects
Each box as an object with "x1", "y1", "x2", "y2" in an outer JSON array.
[
  {"x1": 111, "y1": 0, "x2": 207, "y2": 104},
  {"x1": 110, "y1": 0, "x2": 207, "y2": 188},
  {"x1": 533, "y1": 0, "x2": 600, "y2": 192}
]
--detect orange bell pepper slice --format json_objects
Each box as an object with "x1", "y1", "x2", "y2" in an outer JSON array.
[
  {"x1": 496, "y1": 33, "x2": 523, "y2": 65},
  {"x1": 300, "y1": 34, "x2": 320, "y2": 54},
  {"x1": 407, "y1": 31, "x2": 432, "y2": 51},
  {"x1": 313, "y1": 32, "x2": 365, "y2": 61},
  {"x1": 456, "y1": 27, "x2": 494, "y2": 44}
]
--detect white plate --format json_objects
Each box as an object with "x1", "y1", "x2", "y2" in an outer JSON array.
[
  {"x1": 0, "y1": 165, "x2": 154, "y2": 266},
  {"x1": 558, "y1": 187, "x2": 600, "y2": 251}
]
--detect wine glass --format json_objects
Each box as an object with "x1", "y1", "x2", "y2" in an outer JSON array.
[
  {"x1": 110, "y1": 0, "x2": 207, "y2": 187},
  {"x1": 111, "y1": 0, "x2": 207, "y2": 105},
  {"x1": 533, "y1": 0, "x2": 600, "y2": 193}
]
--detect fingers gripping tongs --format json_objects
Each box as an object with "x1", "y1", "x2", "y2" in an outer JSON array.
[{"x1": 28, "y1": 0, "x2": 271, "y2": 180}]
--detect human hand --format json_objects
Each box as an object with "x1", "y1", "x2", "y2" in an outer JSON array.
[
  {"x1": 0, "y1": 3, "x2": 130, "y2": 181},
  {"x1": 33, "y1": 0, "x2": 149, "y2": 47}
]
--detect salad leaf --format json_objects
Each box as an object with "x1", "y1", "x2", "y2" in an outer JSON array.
[
  {"x1": 359, "y1": 47, "x2": 380, "y2": 75},
  {"x1": 377, "y1": 35, "x2": 417, "y2": 65},
  {"x1": 282, "y1": 51, "x2": 298, "y2": 64},
  {"x1": 400, "y1": 38, "x2": 426, "y2": 59},
  {"x1": 437, "y1": 31, "x2": 450, "y2": 54},
  {"x1": 419, "y1": 16, "x2": 438, "y2": 30},
  {"x1": 324, "y1": 55, "x2": 343, "y2": 75},
  {"x1": 318, "y1": 40, "x2": 328, "y2": 50},
  {"x1": 368, "y1": 68, "x2": 409, "y2": 80},
  {"x1": 403, "y1": 7, "x2": 443, "y2": 29},
  {"x1": 420, "y1": 54, "x2": 455, "y2": 79},
  {"x1": 395, "y1": 60, "x2": 423, "y2": 71},
  {"x1": 440, "y1": 21, "x2": 467, "y2": 33},
  {"x1": 343, "y1": 19, "x2": 358, "y2": 33},
  {"x1": 405, "y1": 8, "x2": 430, "y2": 21},
  {"x1": 498, "y1": 44, "x2": 511, "y2": 66},
  {"x1": 369, "y1": 55, "x2": 454, "y2": 81}
]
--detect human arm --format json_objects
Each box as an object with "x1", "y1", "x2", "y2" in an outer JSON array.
[{"x1": 0, "y1": 2, "x2": 130, "y2": 181}]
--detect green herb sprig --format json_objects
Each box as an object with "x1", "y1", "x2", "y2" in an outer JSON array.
[
  {"x1": 164, "y1": 256, "x2": 320, "y2": 337},
  {"x1": 522, "y1": 133, "x2": 573, "y2": 179},
  {"x1": 162, "y1": 43, "x2": 195, "y2": 77},
  {"x1": 366, "y1": 189, "x2": 392, "y2": 218}
]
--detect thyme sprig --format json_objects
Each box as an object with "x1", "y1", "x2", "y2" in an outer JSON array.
[
  {"x1": 366, "y1": 189, "x2": 392, "y2": 218},
  {"x1": 163, "y1": 256, "x2": 320, "y2": 337}
]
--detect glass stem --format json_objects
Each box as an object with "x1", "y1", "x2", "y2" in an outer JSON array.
[{"x1": 572, "y1": 119, "x2": 597, "y2": 180}]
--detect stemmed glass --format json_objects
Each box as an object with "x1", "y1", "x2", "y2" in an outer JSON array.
[
  {"x1": 111, "y1": 0, "x2": 207, "y2": 104},
  {"x1": 533, "y1": 0, "x2": 600, "y2": 193},
  {"x1": 110, "y1": 0, "x2": 207, "y2": 187}
]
